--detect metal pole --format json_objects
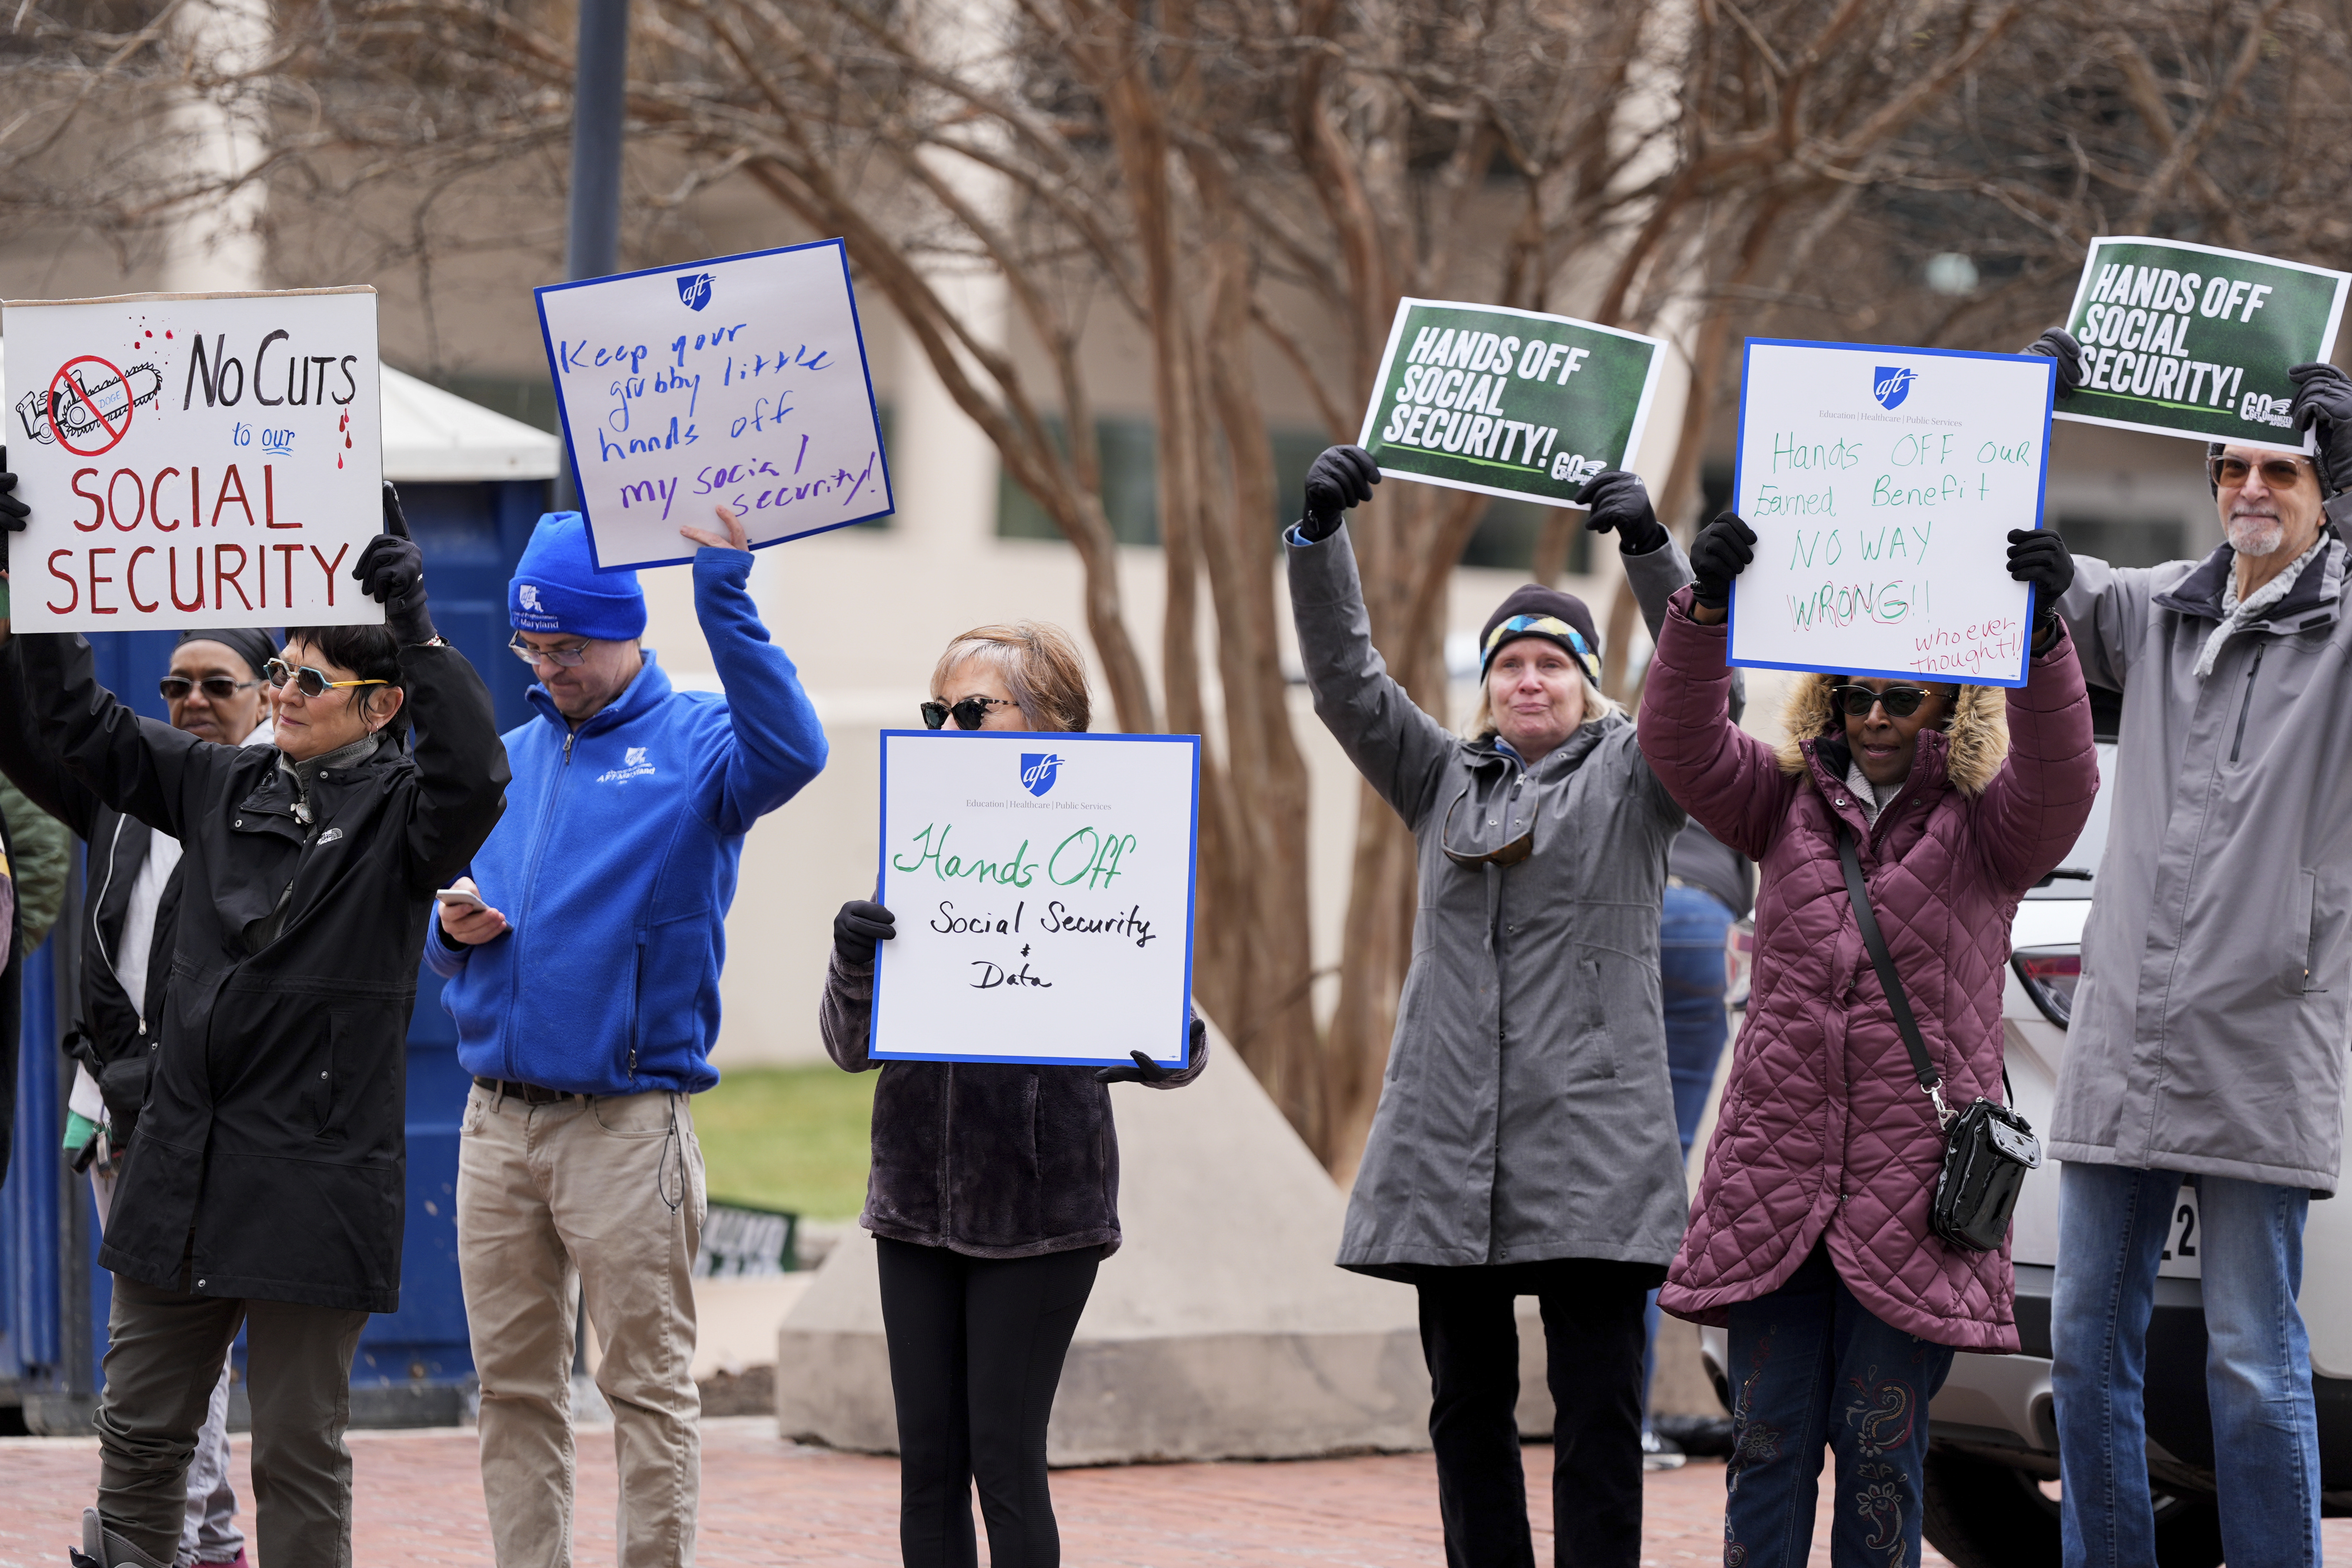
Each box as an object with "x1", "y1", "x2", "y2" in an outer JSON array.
[{"x1": 558, "y1": 0, "x2": 631, "y2": 508}]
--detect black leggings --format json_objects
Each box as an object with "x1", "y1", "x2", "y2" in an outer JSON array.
[
  {"x1": 876, "y1": 1238, "x2": 1103, "y2": 1568},
  {"x1": 1416, "y1": 1259, "x2": 1655, "y2": 1568}
]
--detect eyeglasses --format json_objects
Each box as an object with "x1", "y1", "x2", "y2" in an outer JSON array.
[
  {"x1": 158, "y1": 675, "x2": 259, "y2": 702},
  {"x1": 1439, "y1": 791, "x2": 1536, "y2": 869},
  {"x1": 265, "y1": 659, "x2": 389, "y2": 699},
  {"x1": 2210, "y1": 453, "x2": 2314, "y2": 489},
  {"x1": 1828, "y1": 683, "x2": 1937, "y2": 719},
  {"x1": 508, "y1": 633, "x2": 591, "y2": 668},
  {"x1": 921, "y1": 696, "x2": 1018, "y2": 731}
]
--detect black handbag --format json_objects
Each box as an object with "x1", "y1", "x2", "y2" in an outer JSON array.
[{"x1": 1837, "y1": 825, "x2": 2041, "y2": 1253}]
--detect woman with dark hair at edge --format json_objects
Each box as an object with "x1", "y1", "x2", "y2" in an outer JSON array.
[
  {"x1": 822, "y1": 619, "x2": 1208, "y2": 1568},
  {"x1": 1286, "y1": 445, "x2": 1699, "y2": 1568},
  {"x1": 0, "y1": 470, "x2": 509, "y2": 1568}
]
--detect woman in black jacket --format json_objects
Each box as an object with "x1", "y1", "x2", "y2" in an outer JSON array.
[
  {"x1": 823, "y1": 619, "x2": 1206, "y2": 1568},
  {"x1": 1, "y1": 482, "x2": 508, "y2": 1568}
]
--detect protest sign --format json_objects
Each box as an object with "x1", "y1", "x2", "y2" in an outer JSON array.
[
  {"x1": 536, "y1": 239, "x2": 893, "y2": 570},
  {"x1": 2054, "y1": 236, "x2": 2349, "y2": 451},
  {"x1": 871, "y1": 730, "x2": 1199, "y2": 1068},
  {"x1": 1725, "y1": 339, "x2": 2053, "y2": 688},
  {"x1": 1356, "y1": 298, "x2": 1664, "y2": 507},
  {"x1": 1, "y1": 287, "x2": 384, "y2": 634}
]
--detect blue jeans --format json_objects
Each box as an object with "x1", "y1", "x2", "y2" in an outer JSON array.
[
  {"x1": 1721, "y1": 1245, "x2": 1956, "y2": 1568},
  {"x1": 1646, "y1": 884, "x2": 1735, "y2": 1414},
  {"x1": 2051, "y1": 1161, "x2": 2320, "y2": 1568}
]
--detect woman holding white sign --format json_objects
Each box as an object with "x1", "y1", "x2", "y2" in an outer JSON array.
[
  {"x1": 1286, "y1": 445, "x2": 1698, "y2": 1568},
  {"x1": 821, "y1": 620, "x2": 1207, "y2": 1568},
  {"x1": 1637, "y1": 512, "x2": 2093, "y2": 1568}
]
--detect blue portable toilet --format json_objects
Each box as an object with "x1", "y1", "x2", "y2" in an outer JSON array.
[{"x1": 0, "y1": 360, "x2": 558, "y2": 1429}]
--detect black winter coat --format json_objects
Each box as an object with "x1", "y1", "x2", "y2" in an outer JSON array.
[
  {"x1": 819, "y1": 950, "x2": 1207, "y2": 1258},
  {"x1": 0, "y1": 805, "x2": 23, "y2": 1182},
  {"x1": 8, "y1": 633, "x2": 508, "y2": 1311}
]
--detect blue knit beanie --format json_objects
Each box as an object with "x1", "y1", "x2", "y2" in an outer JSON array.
[{"x1": 509, "y1": 512, "x2": 647, "y2": 640}]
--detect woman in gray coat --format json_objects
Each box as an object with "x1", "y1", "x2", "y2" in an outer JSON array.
[{"x1": 1288, "y1": 446, "x2": 1694, "y2": 1568}]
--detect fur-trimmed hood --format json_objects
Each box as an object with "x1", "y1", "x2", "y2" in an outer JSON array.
[{"x1": 1771, "y1": 675, "x2": 2009, "y2": 798}]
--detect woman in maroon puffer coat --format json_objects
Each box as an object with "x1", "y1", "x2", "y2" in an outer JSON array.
[{"x1": 1636, "y1": 515, "x2": 2097, "y2": 1568}]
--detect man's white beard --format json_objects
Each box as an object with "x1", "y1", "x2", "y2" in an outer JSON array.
[{"x1": 2228, "y1": 510, "x2": 2286, "y2": 558}]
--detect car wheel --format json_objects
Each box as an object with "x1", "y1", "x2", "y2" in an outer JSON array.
[{"x1": 1920, "y1": 1448, "x2": 2225, "y2": 1568}]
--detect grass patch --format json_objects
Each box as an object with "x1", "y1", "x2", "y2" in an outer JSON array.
[{"x1": 693, "y1": 1063, "x2": 876, "y2": 1220}]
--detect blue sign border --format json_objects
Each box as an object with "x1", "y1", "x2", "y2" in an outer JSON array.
[
  {"x1": 533, "y1": 236, "x2": 895, "y2": 573},
  {"x1": 867, "y1": 728, "x2": 1202, "y2": 1069},
  {"x1": 1726, "y1": 337, "x2": 2055, "y2": 690}
]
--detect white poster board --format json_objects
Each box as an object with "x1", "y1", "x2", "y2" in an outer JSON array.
[
  {"x1": 872, "y1": 731, "x2": 1199, "y2": 1068},
  {"x1": 1726, "y1": 339, "x2": 2054, "y2": 688},
  {"x1": 535, "y1": 239, "x2": 893, "y2": 570},
  {"x1": 2, "y1": 287, "x2": 384, "y2": 633}
]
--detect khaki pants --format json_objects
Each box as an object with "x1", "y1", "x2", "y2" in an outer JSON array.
[{"x1": 458, "y1": 1083, "x2": 707, "y2": 1568}]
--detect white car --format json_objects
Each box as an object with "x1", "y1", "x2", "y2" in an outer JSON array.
[{"x1": 1700, "y1": 711, "x2": 2352, "y2": 1567}]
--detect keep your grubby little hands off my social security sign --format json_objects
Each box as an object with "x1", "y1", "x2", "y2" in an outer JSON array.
[
  {"x1": 2, "y1": 286, "x2": 385, "y2": 634},
  {"x1": 536, "y1": 239, "x2": 893, "y2": 569},
  {"x1": 870, "y1": 731, "x2": 1200, "y2": 1069},
  {"x1": 1726, "y1": 340, "x2": 2054, "y2": 689},
  {"x1": 1356, "y1": 299, "x2": 1666, "y2": 508}
]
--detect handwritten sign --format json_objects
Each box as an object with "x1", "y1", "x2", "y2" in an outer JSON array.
[
  {"x1": 1, "y1": 287, "x2": 383, "y2": 633},
  {"x1": 535, "y1": 239, "x2": 893, "y2": 569},
  {"x1": 1356, "y1": 298, "x2": 1664, "y2": 508},
  {"x1": 2055, "y1": 235, "x2": 2349, "y2": 452},
  {"x1": 1726, "y1": 339, "x2": 2053, "y2": 688},
  {"x1": 871, "y1": 731, "x2": 1199, "y2": 1068}
]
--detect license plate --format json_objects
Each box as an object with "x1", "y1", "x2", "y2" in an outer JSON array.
[{"x1": 2158, "y1": 1185, "x2": 2202, "y2": 1278}]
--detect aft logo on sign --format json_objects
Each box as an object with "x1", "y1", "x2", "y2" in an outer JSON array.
[
  {"x1": 1020, "y1": 753, "x2": 1064, "y2": 798},
  {"x1": 1873, "y1": 366, "x2": 1919, "y2": 411},
  {"x1": 676, "y1": 272, "x2": 716, "y2": 312}
]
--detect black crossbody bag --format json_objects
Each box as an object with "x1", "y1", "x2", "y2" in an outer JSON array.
[{"x1": 1837, "y1": 825, "x2": 2041, "y2": 1253}]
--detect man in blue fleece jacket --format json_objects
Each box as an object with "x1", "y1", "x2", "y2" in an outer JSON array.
[{"x1": 430, "y1": 504, "x2": 824, "y2": 1568}]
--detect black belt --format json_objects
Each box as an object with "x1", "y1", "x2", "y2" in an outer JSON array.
[{"x1": 474, "y1": 1075, "x2": 585, "y2": 1105}]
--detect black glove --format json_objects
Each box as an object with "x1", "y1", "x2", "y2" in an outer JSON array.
[
  {"x1": 354, "y1": 483, "x2": 437, "y2": 644},
  {"x1": 833, "y1": 900, "x2": 896, "y2": 966},
  {"x1": 2007, "y1": 528, "x2": 2074, "y2": 645},
  {"x1": 1572, "y1": 469, "x2": 1667, "y2": 555},
  {"x1": 1094, "y1": 1016, "x2": 1204, "y2": 1083},
  {"x1": 1688, "y1": 513, "x2": 1756, "y2": 611},
  {"x1": 2289, "y1": 362, "x2": 2352, "y2": 496},
  {"x1": 1299, "y1": 445, "x2": 1379, "y2": 543},
  {"x1": 2022, "y1": 328, "x2": 2086, "y2": 399},
  {"x1": 0, "y1": 446, "x2": 28, "y2": 573}
]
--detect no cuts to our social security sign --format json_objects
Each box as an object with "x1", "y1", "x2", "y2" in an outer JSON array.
[
  {"x1": 537, "y1": 239, "x2": 893, "y2": 569},
  {"x1": 1726, "y1": 340, "x2": 2054, "y2": 688},
  {"x1": 871, "y1": 732, "x2": 1200, "y2": 1069},
  {"x1": 1357, "y1": 299, "x2": 1665, "y2": 507},
  {"x1": 3, "y1": 287, "x2": 384, "y2": 633}
]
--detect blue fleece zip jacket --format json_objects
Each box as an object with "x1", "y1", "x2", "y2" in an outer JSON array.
[{"x1": 428, "y1": 548, "x2": 827, "y2": 1094}]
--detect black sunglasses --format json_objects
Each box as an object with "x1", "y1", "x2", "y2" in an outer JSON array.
[
  {"x1": 159, "y1": 675, "x2": 259, "y2": 702},
  {"x1": 921, "y1": 696, "x2": 1018, "y2": 731},
  {"x1": 2210, "y1": 453, "x2": 2314, "y2": 490},
  {"x1": 1828, "y1": 683, "x2": 1937, "y2": 719},
  {"x1": 1439, "y1": 792, "x2": 1535, "y2": 869}
]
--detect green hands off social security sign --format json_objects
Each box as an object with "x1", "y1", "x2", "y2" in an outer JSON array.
[
  {"x1": 2056, "y1": 236, "x2": 2349, "y2": 451},
  {"x1": 1357, "y1": 300, "x2": 1665, "y2": 507}
]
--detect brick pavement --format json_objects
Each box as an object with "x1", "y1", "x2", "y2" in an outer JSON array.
[{"x1": 6, "y1": 1415, "x2": 2341, "y2": 1566}]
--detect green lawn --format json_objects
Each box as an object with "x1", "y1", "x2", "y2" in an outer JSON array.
[{"x1": 693, "y1": 1063, "x2": 876, "y2": 1220}]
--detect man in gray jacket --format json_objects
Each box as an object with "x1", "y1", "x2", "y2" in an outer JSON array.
[{"x1": 2029, "y1": 329, "x2": 2352, "y2": 1568}]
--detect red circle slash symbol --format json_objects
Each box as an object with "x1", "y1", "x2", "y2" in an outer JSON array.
[{"x1": 47, "y1": 355, "x2": 134, "y2": 457}]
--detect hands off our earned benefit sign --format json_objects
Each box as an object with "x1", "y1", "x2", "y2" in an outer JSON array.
[
  {"x1": 1726, "y1": 340, "x2": 2053, "y2": 689},
  {"x1": 871, "y1": 731, "x2": 1200, "y2": 1069},
  {"x1": 3, "y1": 287, "x2": 383, "y2": 633},
  {"x1": 536, "y1": 239, "x2": 893, "y2": 569},
  {"x1": 1357, "y1": 299, "x2": 1665, "y2": 507},
  {"x1": 2055, "y1": 236, "x2": 2348, "y2": 451}
]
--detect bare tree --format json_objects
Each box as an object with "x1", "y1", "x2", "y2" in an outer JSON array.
[{"x1": 9, "y1": 0, "x2": 2350, "y2": 1167}]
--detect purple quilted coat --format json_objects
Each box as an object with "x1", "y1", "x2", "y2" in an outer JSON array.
[{"x1": 1638, "y1": 588, "x2": 2097, "y2": 1349}]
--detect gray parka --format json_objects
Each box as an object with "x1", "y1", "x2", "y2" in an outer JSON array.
[
  {"x1": 2056, "y1": 527, "x2": 2352, "y2": 1193},
  {"x1": 1289, "y1": 525, "x2": 1694, "y2": 1274}
]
